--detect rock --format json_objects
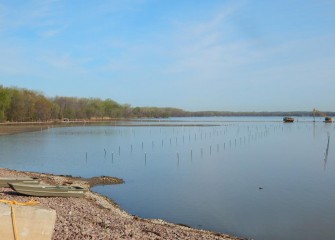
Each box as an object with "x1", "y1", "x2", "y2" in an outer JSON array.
[{"x1": 0, "y1": 202, "x2": 56, "y2": 240}]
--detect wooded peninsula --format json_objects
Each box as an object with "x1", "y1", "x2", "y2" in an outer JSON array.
[{"x1": 0, "y1": 85, "x2": 333, "y2": 122}]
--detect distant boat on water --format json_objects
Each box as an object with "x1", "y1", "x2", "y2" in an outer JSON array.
[
  {"x1": 283, "y1": 117, "x2": 294, "y2": 123},
  {"x1": 324, "y1": 117, "x2": 333, "y2": 123},
  {"x1": 313, "y1": 108, "x2": 333, "y2": 123}
]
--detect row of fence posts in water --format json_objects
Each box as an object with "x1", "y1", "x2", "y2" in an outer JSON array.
[
  {"x1": 83, "y1": 132, "x2": 271, "y2": 166},
  {"x1": 42, "y1": 122, "x2": 332, "y2": 168},
  {"x1": 82, "y1": 123, "x2": 296, "y2": 166}
]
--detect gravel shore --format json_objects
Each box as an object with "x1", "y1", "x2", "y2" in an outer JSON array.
[{"x1": 0, "y1": 168, "x2": 243, "y2": 240}]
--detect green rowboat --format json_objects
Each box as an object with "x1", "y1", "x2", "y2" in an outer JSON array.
[
  {"x1": 0, "y1": 177, "x2": 40, "y2": 188},
  {"x1": 8, "y1": 183, "x2": 87, "y2": 198}
]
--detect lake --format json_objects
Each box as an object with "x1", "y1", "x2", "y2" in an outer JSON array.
[{"x1": 1, "y1": 117, "x2": 334, "y2": 239}]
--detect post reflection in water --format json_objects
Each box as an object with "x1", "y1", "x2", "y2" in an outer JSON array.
[{"x1": 324, "y1": 132, "x2": 330, "y2": 170}]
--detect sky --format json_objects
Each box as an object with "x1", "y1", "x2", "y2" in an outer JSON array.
[{"x1": 0, "y1": 0, "x2": 335, "y2": 112}]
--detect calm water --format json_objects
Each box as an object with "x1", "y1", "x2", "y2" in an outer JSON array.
[{"x1": 1, "y1": 117, "x2": 335, "y2": 240}]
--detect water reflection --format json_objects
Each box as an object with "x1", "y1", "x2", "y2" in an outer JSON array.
[
  {"x1": 324, "y1": 132, "x2": 330, "y2": 170},
  {"x1": 0, "y1": 117, "x2": 334, "y2": 240}
]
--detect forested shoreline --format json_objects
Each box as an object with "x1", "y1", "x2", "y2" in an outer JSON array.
[
  {"x1": 0, "y1": 86, "x2": 333, "y2": 122},
  {"x1": 0, "y1": 86, "x2": 187, "y2": 122}
]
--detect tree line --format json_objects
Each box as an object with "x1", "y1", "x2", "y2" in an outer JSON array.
[
  {"x1": 0, "y1": 85, "x2": 334, "y2": 122},
  {"x1": 0, "y1": 86, "x2": 187, "y2": 122}
]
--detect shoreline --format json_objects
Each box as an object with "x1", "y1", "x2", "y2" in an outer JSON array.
[
  {"x1": 0, "y1": 168, "x2": 243, "y2": 240},
  {"x1": 0, "y1": 124, "x2": 245, "y2": 239},
  {"x1": 0, "y1": 121, "x2": 220, "y2": 136}
]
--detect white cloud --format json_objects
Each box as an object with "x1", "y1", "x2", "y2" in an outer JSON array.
[
  {"x1": 0, "y1": 43, "x2": 33, "y2": 75},
  {"x1": 39, "y1": 28, "x2": 63, "y2": 38},
  {"x1": 41, "y1": 52, "x2": 91, "y2": 73},
  {"x1": 0, "y1": 3, "x2": 9, "y2": 33},
  {"x1": 163, "y1": 4, "x2": 259, "y2": 83},
  {"x1": 95, "y1": 0, "x2": 148, "y2": 14},
  {"x1": 0, "y1": 0, "x2": 64, "y2": 39}
]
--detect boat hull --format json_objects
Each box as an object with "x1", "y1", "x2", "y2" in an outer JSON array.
[
  {"x1": 325, "y1": 117, "x2": 333, "y2": 123},
  {"x1": 0, "y1": 177, "x2": 40, "y2": 188},
  {"x1": 283, "y1": 117, "x2": 294, "y2": 123},
  {"x1": 9, "y1": 183, "x2": 87, "y2": 198}
]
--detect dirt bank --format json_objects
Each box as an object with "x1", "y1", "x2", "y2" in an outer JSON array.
[
  {"x1": 0, "y1": 121, "x2": 219, "y2": 136},
  {"x1": 0, "y1": 124, "x2": 53, "y2": 135}
]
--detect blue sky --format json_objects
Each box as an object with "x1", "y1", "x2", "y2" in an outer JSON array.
[{"x1": 0, "y1": 0, "x2": 334, "y2": 111}]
